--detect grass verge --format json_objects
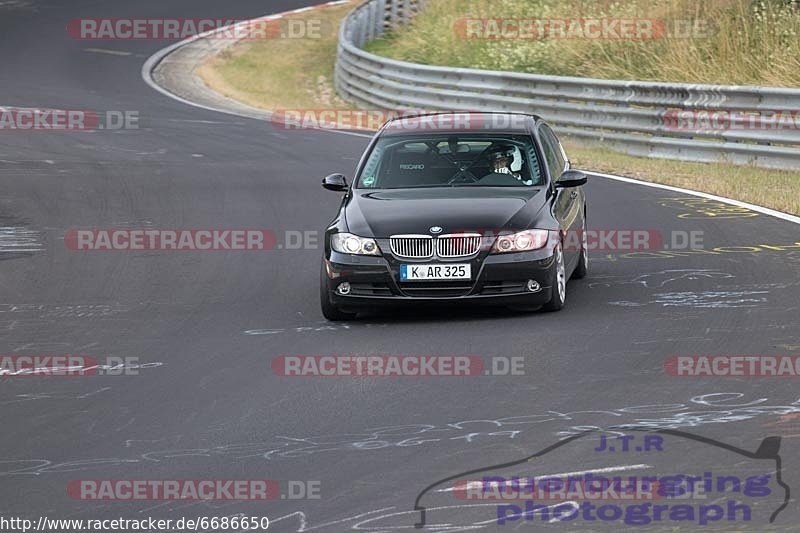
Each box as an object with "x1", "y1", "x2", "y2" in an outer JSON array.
[
  {"x1": 197, "y1": 2, "x2": 356, "y2": 110},
  {"x1": 365, "y1": 0, "x2": 800, "y2": 87}
]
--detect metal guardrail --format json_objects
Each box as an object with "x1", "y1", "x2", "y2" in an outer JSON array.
[{"x1": 335, "y1": 0, "x2": 800, "y2": 170}]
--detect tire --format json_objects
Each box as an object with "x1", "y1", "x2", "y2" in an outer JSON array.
[
  {"x1": 543, "y1": 243, "x2": 566, "y2": 312},
  {"x1": 572, "y1": 212, "x2": 588, "y2": 280},
  {"x1": 320, "y1": 262, "x2": 357, "y2": 321}
]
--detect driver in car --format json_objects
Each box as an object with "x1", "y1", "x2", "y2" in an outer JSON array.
[{"x1": 482, "y1": 144, "x2": 533, "y2": 185}]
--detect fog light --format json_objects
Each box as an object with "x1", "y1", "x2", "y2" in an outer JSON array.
[
  {"x1": 337, "y1": 282, "x2": 351, "y2": 296},
  {"x1": 526, "y1": 279, "x2": 541, "y2": 293}
]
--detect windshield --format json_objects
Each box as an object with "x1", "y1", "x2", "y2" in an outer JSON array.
[{"x1": 357, "y1": 133, "x2": 544, "y2": 189}]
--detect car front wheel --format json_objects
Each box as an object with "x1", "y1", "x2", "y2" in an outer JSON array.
[
  {"x1": 572, "y1": 213, "x2": 588, "y2": 280},
  {"x1": 543, "y1": 243, "x2": 566, "y2": 312}
]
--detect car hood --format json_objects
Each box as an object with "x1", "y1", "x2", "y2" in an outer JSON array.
[{"x1": 344, "y1": 187, "x2": 548, "y2": 238}]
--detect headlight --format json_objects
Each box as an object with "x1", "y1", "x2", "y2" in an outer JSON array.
[
  {"x1": 331, "y1": 233, "x2": 381, "y2": 256},
  {"x1": 492, "y1": 229, "x2": 550, "y2": 253}
]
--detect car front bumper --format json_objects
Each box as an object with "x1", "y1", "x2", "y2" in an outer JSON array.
[{"x1": 323, "y1": 247, "x2": 557, "y2": 309}]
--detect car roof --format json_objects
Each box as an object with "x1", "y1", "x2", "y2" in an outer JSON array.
[{"x1": 379, "y1": 112, "x2": 542, "y2": 136}]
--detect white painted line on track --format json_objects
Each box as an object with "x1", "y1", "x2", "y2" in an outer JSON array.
[
  {"x1": 140, "y1": 0, "x2": 372, "y2": 139},
  {"x1": 84, "y1": 48, "x2": 132, "y2": 56},
  {"x1": 588, "y1": 171, "x2": 800, "y2": 225}
]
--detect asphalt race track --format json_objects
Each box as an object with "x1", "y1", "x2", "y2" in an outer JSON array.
[{"x1": 1, "y1": 0, "x2": 799, "y2": 531}]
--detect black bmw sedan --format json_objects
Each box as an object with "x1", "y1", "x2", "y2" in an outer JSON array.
[{"x1": 319, "y1": 112, "x2": 588, "y2": 320}]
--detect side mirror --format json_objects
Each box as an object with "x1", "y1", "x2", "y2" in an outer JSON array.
[
  {"x1": 322, "y1": 173, "x2": 348, "y2": 192},
  {"x1": 555, "y1": 169, "x2": 587, "y2": 188}
]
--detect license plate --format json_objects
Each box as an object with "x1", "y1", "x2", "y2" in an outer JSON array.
[{"x1": 400, "y1": 263, "x2": 471, "y2": 281}]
